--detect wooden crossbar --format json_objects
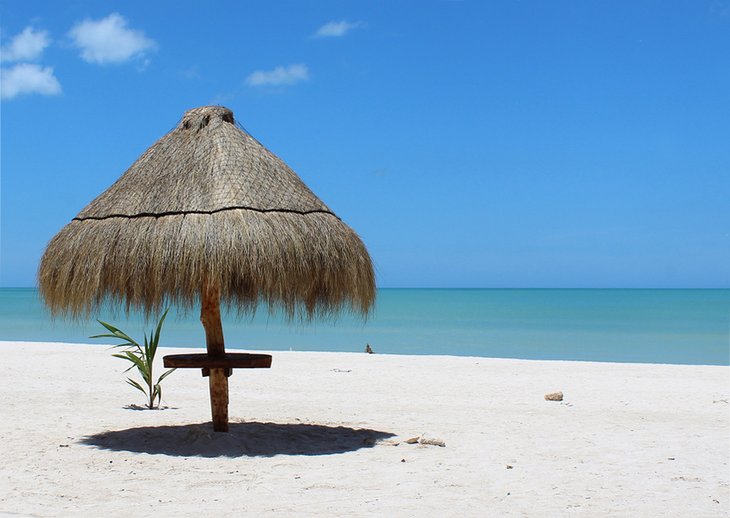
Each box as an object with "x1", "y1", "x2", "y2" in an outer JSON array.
[{"x1": 164, "y1": 353, "x2": 272, "y2": 378}]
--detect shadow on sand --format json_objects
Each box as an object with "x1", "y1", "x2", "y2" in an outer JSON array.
[{"x1": 81, "y1": 421, "x2": 395, "y2": 458}]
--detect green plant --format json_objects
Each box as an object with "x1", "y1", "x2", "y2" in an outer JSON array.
[{"x1": 92, "y1": 308, "x2": 176, "y2": 409}]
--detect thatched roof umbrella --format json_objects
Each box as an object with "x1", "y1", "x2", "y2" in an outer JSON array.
[{"x1": 39, "y1": 106, "x2": 375, "y2": 432}]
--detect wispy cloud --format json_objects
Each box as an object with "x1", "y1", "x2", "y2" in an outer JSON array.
[
  {"x1": 314, "y1": 20, "x2": 363, "y2": 38},
  {"x1": 0, "y1": 63, "x2": 61, "y2": 99},
  {"x1": 69, "y1": 13, "x2": 156, "y2": 65},
  {"x1": 182, "y1": 65, "x2": 201, "y2": 80},
  {"x1": 709, "y1": 0, "x2": 730, "y2": 16},
  {"x1": 0, "y1": 27, "x2": 50, "y2": 62},
  {"x1": 245, "y1": 64, "x2": 309, "y2": 87}
]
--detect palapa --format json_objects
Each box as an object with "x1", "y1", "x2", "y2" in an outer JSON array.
[{"x1": 39, "y1": 106, "x2": 375, "y2": 431}]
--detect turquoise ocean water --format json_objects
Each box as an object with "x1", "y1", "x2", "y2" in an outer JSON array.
[{"x1": 0, "y1": 288, "x2": 727, "y2": 365}]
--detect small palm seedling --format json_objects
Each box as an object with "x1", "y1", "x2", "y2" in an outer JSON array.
[{"x1": 92, "y1": 309, "x2": 176, "y2": 409}]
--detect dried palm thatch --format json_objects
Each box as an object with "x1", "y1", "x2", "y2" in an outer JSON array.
[{"x1": 38, "y1": 106, "x2": 375, "y2": 320}]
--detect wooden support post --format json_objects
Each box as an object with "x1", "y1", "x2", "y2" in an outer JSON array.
[
  {"x1": 200, "y1": 281, "x2": 229, "y2": 432},
  {"x1": 207, "y1": 368, "x2": 229, "y2": 432}
]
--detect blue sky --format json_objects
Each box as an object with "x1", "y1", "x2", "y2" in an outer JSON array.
[{"x1": 1, "y1": 1, "x2": 728, "y2": 288}]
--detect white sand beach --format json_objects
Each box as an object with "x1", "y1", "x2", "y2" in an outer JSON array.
[{"x1": 1, "y1": 341, "x2": 727, "y2": 517}]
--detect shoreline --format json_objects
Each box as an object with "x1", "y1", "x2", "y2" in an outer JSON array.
[
  {"x1": 1, "y1": 340, "x2": 728, "y2": 516},
  {"x1": 4, "y1": 339, "x2": 729, "y2": 368}
]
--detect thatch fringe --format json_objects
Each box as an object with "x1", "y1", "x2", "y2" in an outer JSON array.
[{"x1": 39, "y1": 210, "x2": 375, "y2": 319}]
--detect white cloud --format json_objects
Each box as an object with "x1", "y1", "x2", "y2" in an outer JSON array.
[
  {"x1": 0, "y1": 63, "x2": 61, "y2": 99},
  {"x1": 0, "y1": 27, "x2": 50, "y2": 62},
  {"x1": 69, "y1": 13, "x2": 156, "y2": 65},
  {"x1": 245, "y1": 64, "x2": 309, "y2": 87},
  {"x1": 314, "y1": 20, "x2": 362, "y2": 38}
]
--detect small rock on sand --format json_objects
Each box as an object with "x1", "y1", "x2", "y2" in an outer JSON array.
[
  {"x1": 545, "y1": 391, "x2": 564, "y2": 401},
  {"x1": 419, "y1": 437, "x2": 446, "y2": 447},
  {"x1": 403, "y1": 435, "x2": 446, "y2": 447}
]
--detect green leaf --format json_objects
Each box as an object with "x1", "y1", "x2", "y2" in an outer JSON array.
[
  {"x1": 121, "y1": 351, "x2": 147, "y2": 373},
  {"x1": 157, "y1": 368, "x2": 176, "y2": 384},
  {"x1": 94, "y1": 321, "x2": 140, "y2": 346},
  {"x1": 152, "y1": 308, "x2": 169, "y2": 349},
  {"x1": 126, "y1": 378, "x2": 147, "y2": 396},
  {"x1": 143, "y1": 334, "x2": 154, "y2": 372},
  {"x1": 110, "y1": 353, "x2": 137, "y2": 372},
  {"x1": 153, "y1": 383, "x2": 162, "y2": 407}
]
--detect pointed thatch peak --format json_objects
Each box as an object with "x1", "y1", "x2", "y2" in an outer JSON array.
[
  {"x1": 181, "y1": 105, "x2": 234, "y2": 130},
  {"x1": 77, "y1": 105, "x2": 330, "y2": 220},
  {"x1": 39, "y1": 106, "x2": 375, "y2": 319}
]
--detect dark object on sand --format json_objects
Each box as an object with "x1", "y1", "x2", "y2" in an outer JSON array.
[{"x1": 365, "y1": 343, "x2": 373, "y2": 354}]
